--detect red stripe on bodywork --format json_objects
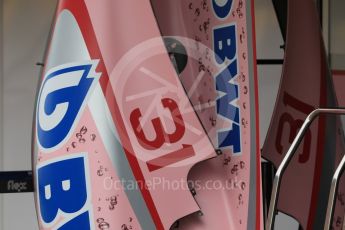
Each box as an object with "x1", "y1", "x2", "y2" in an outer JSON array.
[{"x1": 250, "y1": 0, "x2": 262, "y2": 228}]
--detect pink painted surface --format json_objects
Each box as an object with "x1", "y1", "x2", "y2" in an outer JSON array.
[
  {"x1": 151, "y1": 0, "x2": 262, "y2": 229},
  {"x1": 84, "y1": 0, "x2": 217, "y2": 228},
  {"x1": 36, "y1": 109, "x2": 142, "y2": 230},
  {"x1": 34, "y1": 0, "x2": 218, "y2": 229}
]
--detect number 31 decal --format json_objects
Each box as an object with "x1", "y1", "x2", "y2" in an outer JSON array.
[{"x1": 130, "y1": 98, "x2": 195, "y2": 172}]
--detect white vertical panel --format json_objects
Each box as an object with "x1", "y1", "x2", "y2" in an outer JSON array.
[
  {"x1": 254, "y1": 0, "x2": 284, "y2": 149},
  {"x1": 2, "y1": 0, "x2": 56, "y2": 229},
  {"x1": 330, "y1": 0, "x2": 345, "y2": 70},
  {"x1": 0, "y1": 0, "x2": 4, "y2": 228},
  {"x1": 257, "y1": 65, "x2": 282, "y2": 147},
  {"x1": 254, "y1": 0, "x2": 284, "y2": 59}
]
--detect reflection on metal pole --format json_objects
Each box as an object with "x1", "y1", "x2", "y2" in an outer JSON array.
[
  {"x1": 262, "y1": 160, "x2": 276, "y2": 228},
  {"x1": 266, "y1": 108, "x2": 345, "y2": 230}
]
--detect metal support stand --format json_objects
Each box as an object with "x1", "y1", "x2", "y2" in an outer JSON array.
[
  {"x1": 266, "y1": 108, "x2": 345, "y2": 230},
  {"x1": 324, "y1": 153, "x2": 345, "y2": 230}
]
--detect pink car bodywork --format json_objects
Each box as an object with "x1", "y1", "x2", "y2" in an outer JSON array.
[{"x1": 32, "y1": 0, "x2": 262, "y2": 229}]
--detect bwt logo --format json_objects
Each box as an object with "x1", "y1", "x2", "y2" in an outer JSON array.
[
  {"x1": 212, "y1": 0, "x2": 242, "y2": 154},
  {"x1": 7, "y1": 180, "x2": 28, "y2": 192},
  {"x1": 37, "y1": 154, "x2": 92, "y2": 229},
  {"x1": 36, "y1": 60, "x2": 101, "y2": 151}
]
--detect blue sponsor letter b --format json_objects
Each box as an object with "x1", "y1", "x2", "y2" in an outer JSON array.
[{"x1": 37, "y1": 156, "x2": 88, "y2": 224}]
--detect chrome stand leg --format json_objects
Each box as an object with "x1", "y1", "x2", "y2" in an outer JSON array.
[
  {"x1": 324, "y1": 154, "x2": 345, "y2": 230},
  {"x1": 266, "y1": 108, "x2": 345, "y2": 230}
]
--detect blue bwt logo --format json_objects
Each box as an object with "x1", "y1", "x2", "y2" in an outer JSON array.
[
  {"x1": 36, "y1": 60, "x2": 101, "y2": 151},
  {"x1": 37, "y1": 154, "x2": 92, "y2": 229},
  {"x1": 212, "y1": 0, "x2": 242, "y2": 155}
]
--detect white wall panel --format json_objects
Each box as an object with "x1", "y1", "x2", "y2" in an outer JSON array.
[
  {"x1": 254, "y1": 0, "x2": 284, "y2": 59},
  {"x1": 0, "y1": 0, "x2": 4, "y2": 228},
  {"x1": 254, "y1": 0, "x2": 284, "y2": 147},
  {"x1": 330, "y1": 0, "x2": 345, "y2": 69},
  {"x1": 1, "y1": 1, "x2": 55, "y2": 229}
]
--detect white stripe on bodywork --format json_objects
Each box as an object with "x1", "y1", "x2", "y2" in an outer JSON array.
[
  {"x1": 88, "y1": 84, "x2": 155, "y2": 230},
  {"x1": 45, "y1": 11, "x2": 90, "y2": 71}
]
